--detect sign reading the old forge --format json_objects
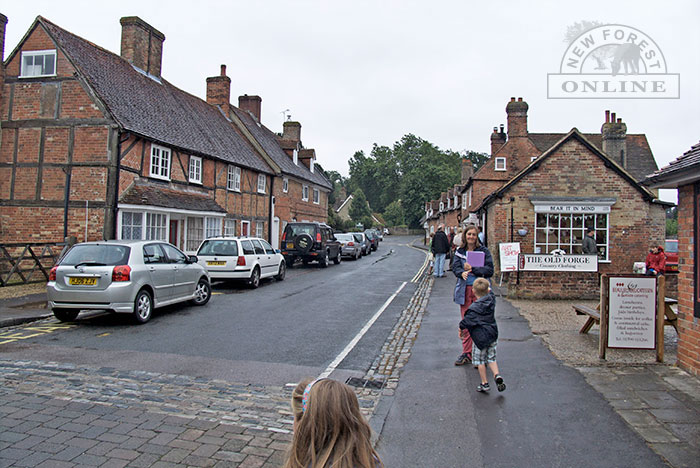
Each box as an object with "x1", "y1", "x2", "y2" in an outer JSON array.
[{"x1": 519, "y1": 254, "x2": 599, "y2": 272}]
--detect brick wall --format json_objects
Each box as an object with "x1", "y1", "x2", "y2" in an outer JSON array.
[
  {"x1": 488, "y1": 138, "x2": 665, "y2": 299},
  {"x1": 273, "y1": 177, "x2": 327, "y2": 225},
  {"x1": 676, "y1": 184, "x2": 699, "y2": 376},
  {"x1": 508, "y1": 271, "x2": 600, "y2": 299}
]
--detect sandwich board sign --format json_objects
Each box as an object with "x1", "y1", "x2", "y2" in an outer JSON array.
[{"x1": 499, "y1": 242, "x2": 520, "y2": 272}]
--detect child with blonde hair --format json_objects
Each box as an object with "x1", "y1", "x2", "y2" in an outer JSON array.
[
  {"x1": 284, "y1": 378, "x2": 383, "y2": 468},
  {"x1": 458, "y1": 278, "x2": 505, "y2": 393}
]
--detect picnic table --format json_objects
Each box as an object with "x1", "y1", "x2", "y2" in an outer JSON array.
[{"x1": 574, "y1": 297, "x2": 678, "y2": 334}]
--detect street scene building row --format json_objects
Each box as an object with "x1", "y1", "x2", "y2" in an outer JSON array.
[{"x1": 0, "y1": 14, "x2": 331, "y2": 252}]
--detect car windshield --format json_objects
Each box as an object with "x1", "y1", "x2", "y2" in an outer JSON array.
[
  {"x1": 285, "y1": 224, "x2": 316, "y2": 236},
  {"x1": 61, "y1": 244, "x2": 130, "y2": 266},
  {"x1": 336, "y1": 233, "x2": 354, "y2": 242},
  {"x1": 198, "y1": 240, "x2": 239, "y2": 256},
  {"x1": 664, "y1": 240, "x2": 678, "y2": 253}
]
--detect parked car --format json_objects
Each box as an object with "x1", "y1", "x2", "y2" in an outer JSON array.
[
  {"x1": 47, "y1": 240, "x2": 211, "y2": 324},
  {"x1": 375, "y1": 228, "x2": 384, "y2": 241},
  {"x1": 281, "y1": 222, "x2": 341, "y2": 267},
  {"x1": 335, "y1": 233, "x2": 363, "y2": 260},
  {"x1": 364, "y1": 229, "x2": 379, "y2": 251},
  {"x1": 351, "y1": 232, "x2": 371, "y2": 256},
  {"x1": 196, "y1": 237, "x2": 285, "y2": 288},
  {"x1": 665, "y1": 239, "x2": 678, "y2": 272}
]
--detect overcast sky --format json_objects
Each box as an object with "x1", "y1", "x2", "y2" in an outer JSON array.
[{"x1": 5, "y1": 0, "x2": 699, "y2": 203}]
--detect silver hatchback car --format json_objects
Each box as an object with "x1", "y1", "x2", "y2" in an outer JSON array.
[{"x1": 47, "y1": 240, "x2": 211, "y2": 324}]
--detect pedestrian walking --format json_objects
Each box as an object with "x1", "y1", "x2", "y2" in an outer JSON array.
[
  {"x1": 582, "y1": 228, "x2": 597, "y2": 255},
  {"x1": 427, "y1": 232, "x2": 435, "y2": 275},
  {"x1": 283, "y1": 378, "x2": 383, "y2": 468},
  {"x1": 459, "y1": 278, "x2": 506, "y2": 393},
  {"x1": 431, "y1": 224, "x2": 450, "y2": 277},
  {"x1": 452, "y1": 224, "x2": 494, "y2": 366}
]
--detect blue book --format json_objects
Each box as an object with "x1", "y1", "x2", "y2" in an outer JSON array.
[{"x1": 467, "y1": 251, "x2": 485, "y2": 267}]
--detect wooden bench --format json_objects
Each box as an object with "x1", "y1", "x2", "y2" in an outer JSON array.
[
  {"x1": 574, "y1": 304, "x2": 600, "y2": 334},
  {"x1": 574, "y1": 298, "x2": 679, "y2": 335}
]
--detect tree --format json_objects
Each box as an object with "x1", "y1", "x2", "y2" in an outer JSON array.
[
  {"x1": 384, "y1": 200, "x2": 405, "y2": 226},
  {"x1": 349, "y1": 189, "x2": 372, "y2": 224}
]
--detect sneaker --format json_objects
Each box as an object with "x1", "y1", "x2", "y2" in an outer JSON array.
[
  {"x1": 477, "y1": 383, "x2": 490, "y2": 392},
  {"x1": 495, "y1": 375, "x2": 506, "y2": 392},
  {"x1": 454, "y1": 353, "x2": 471, "y2": 366}
]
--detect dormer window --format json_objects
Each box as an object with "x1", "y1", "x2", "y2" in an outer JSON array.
[
  {"x1": 495, "y1": 157, "x2": 506, "y2": 171},
  {"x1": 462, "y1": 194, "x2": 467, "y2": 208},
  {"x1": 20, "y1": 50, "x2": 57, "y2": 77},
  {"x1": 293, "y1": 149, "x2": 298, "y2": 165},
  {"x1": 454, "y1": 195, "x2": 458, "y2": 208},
  {"x1": 447, "y1": 199, "x2": 451, "y2": 210},
  {"x1": 310, "y1": 159, "x2": 315, "y2": 173},
  {"x1": 439, "y1": 202, "x2": 444, "y2": 211}
]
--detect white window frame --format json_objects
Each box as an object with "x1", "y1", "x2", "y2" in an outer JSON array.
[
  {"x1": 20, "y1": 50, "x2": 57, "y2": 78},
  {"x1": 205, "y1": 217, "x2": 222, "y2": 239},
  {"x1": 189, "y1": 156, "x2": 202, "y2": 184},
  {"x1": 469, "y1": 186, "x2": 473, "y2": 206},
  {"x1": 293, "y1": 149, "x2": 299, "y2": 165},
  {"x1": 120, "y1": 211, "x2": 144, "y2": 240},
  {"x1": 149, "y1": 144, "x2": 171, "y2": 180},
  {"x1": 439, "y1": 202, "x2": 444, "y2": 212},
  {"x1": 224, "y1": 218, "x2": 236, "y2": 237},
  {"x1": 534, "y1": 212, "x2": 610, "y2": 261},
  {"x1": 227, "y1": 165, "x2": 241, "y2": 192},
  {"x1": 241, "y1": 220, "x2": 250, "y2": 237},
  {"x1": 313, "y1": 188, "x2": 320, "y2": 204},
  {"x1": 310, "y1": 158, "x2": 315, "y2": 173},
  {"x1": 283, "y1": 178, "x2": 289, "y2": 193},
  {"x1": 186, "y1": 217, "x2": 204, "y2": 252},
  {"x1": 531, "y1": 156, "x2": 538, "y2": 162},
  {"x1": 454, "y1": 195, "x2": 458, "y2": 208},
  {"x1": 146, "y1": 213, "x2": 167, "y2": 241},
  {"x1": 495, "y1": 157, "x2": 506, "y2": 171},
  {"x1": 447, "y1": 198, "x2": 451, "y2": 210},
  {"x1": 302, "y1": 185, "x2": 309, "y2": 201},
  {"x1": 257, "y1": 174, "x2": 266, "y2": 193},
  {"x1": 255, "y1": 221, "x2": 264, "y2": 238}
]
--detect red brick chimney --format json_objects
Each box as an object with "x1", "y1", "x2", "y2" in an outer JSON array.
[
  {"x1": 601, "y1": 110, "x2": 627, "y2": 168},
  {"x1": 490, "y1": 124, "x2": 506, "y2": 156},
  {"x1": 120, "y1": 16, "x2": 165, "y2": 78},
  {"x1": 238, "y1": 95, "x2": 262, "y2": 122},
  {"x1": 206, "y1": 64, "x2": 231, "y2": 116},
  {"x1": 461, "y1": 156, "x2": 473, "y2": 184},
  {"x1": 506, "y1": 97, "x2": 528, "y2": 138},
  {"x1": 283, "y1": 121, "x2": 301, "y2": 144}
]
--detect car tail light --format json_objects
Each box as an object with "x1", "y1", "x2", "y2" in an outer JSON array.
[
  {"x1": 237, "y1": 256, "x2": 246, "y2": 266},
  {"x1": 316, "y1": 232, "x2": 322, "y2": 242},
  {"x1": 348, "y1": 242, "x2": 354, "y2": 246},
  {"x1": 112, "y1": 265, "x2": 131, "y2": 282},
  {"x1": 281, "y1": 232, "x2": 286, "y2": 241},
  {"x1": 49, "y1": 265, "x2": 58, "y2": 281}
]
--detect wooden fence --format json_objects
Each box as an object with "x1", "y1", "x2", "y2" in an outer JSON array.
[{"x1": 0, "y1": 242, "x2": 69, "y2": 286}]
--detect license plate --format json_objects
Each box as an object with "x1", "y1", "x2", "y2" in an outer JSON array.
[
  {"x1": 286, "y1": 242, "x2": 294, "y2": 249},
  {"x1": 69, "y1": 277, "x2": 97, "y2": 286},
  {"x1": 207, "y1": 261, "x2": 226, "y2": 266}
]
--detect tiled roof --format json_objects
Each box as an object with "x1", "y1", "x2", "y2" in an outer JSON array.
[
  {"x1": 529, "y1": 133, "x2": 657, "y2": 182},
  {"x1": 645, "y1": 140, "x2": 700, "y2": 187},
  {"x1": 231, "y1": 108, "x2": 332, "y2": 189},
  {"x1": 38, "y1": 17, "x2": 273, "y2": 175},
  {"x1": 120, "y1": 183, "x2": 226, "y2": 213}
]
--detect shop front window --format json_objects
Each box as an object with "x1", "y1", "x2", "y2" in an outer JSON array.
[{"x1": 534, "y1": 212, "x2": 608, "y2": 260}]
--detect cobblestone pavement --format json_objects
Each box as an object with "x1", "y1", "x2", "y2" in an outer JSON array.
[{"x1": 0, "y1": 275, "x2": 433, "y2": 467}]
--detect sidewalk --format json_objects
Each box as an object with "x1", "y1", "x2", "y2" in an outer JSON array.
[
  {"x1": 0, "y1": 291, "x2": 51, "y2": 328},
  {"x1": 375, "y1": 274, "x2": 699, "y2": 467}
]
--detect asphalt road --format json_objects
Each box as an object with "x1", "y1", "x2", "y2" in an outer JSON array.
[{"x1": 0, "y1": 236, "x2": 424, "y2": 387}]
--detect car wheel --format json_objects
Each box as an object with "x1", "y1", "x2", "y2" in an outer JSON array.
[
  {"x1": 191, "y1": 278, "x2": 211, "y2": 306},
  {"x1": 53, "y1": 308, "x2": 79, "y2": 322},
  {"x1": 333, "y1": 250, "x2": 341, "y2": 264},
  {"x1": 319, "y1": 251, "x2": 329, "y2": 268},
  {"x1": 249, "y1": 266, "x2": 261, "y2": 288},
  {"x1": 355, "y1": 250, "x2": 361, "y2": 260},
  {"x1": 275, "y1": 261, "x2": 286, "y2": 281},
  {"x1": 133, "y1": 289, "x2": 153, "y2": 324}
]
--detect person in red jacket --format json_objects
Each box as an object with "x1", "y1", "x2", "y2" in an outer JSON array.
[{"x1": 645, "y1": 245, "x2": 666, "y2": 276}]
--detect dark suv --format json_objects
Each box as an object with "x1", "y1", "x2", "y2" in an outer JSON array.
[{"x1": 281, "y1": 222, "x2": 342, "y2": 268}]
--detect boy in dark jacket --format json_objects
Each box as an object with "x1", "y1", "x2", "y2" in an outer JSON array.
[{"x1": 459, "y1": 278, "x2": 506, "y2": 393}]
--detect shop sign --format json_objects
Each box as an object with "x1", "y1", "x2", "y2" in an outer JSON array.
[
  {"x1": 518, "y1": 254, "x2": 598, "y2": 272},
  {"x1": 533, "y1": 204, "x2": 610, "y2": 214},
  {"x1": 607, "y1": 276, "x2": 657, "y2": 349}
]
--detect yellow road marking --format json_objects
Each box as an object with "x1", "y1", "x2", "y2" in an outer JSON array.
[
  {"x1": 0, "y1": 322, "x2": 75, "y2": 345},
  {"x1": 97, "y1": 332, "x2": 111, "y2": 337}
]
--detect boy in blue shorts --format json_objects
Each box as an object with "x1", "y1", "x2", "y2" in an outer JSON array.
[{"x1": 459, "y1": 277, "x2": 505, "y2": 393}]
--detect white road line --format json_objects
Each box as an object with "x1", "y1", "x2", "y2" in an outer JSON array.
[
  {"x1": 317, "y1": 281, "x2": 408, "y2": 379},
  {"x1": 409, "y1": 243, "x2": 430, "y2": 283}
]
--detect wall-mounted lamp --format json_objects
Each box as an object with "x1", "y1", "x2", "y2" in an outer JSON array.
[{"x1": 517, "y1": 227, "x2": 528, "y2": 236}]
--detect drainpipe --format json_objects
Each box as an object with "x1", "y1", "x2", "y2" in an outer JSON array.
[
  {"x1": 267, "y1": 174, "x2": 275, "y2": 243},
  {"x1": 112, "y1": 132, "x2": 131, "y2": 239},
  {"x1": 62, "y1": 167, "x2": 71, "y2": 239}
]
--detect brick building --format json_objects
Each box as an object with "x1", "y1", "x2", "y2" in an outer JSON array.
[
  {"x1": 425, "y1": 98, "x2": 669, "y2": 298},
  {"x1": 0, "y1": 15, "x2": 330, "y2": 252},
  {"x1": 644, "y1": 141, "x2": 700, "y2": 376}
]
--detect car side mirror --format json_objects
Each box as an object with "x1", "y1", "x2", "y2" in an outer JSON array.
[
  {"x1": 188, "y1": 255, "x2": 198, "y2": 264},
  {"x1": 275, "y1": 249, "x2": 281, "y2": 254}
]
